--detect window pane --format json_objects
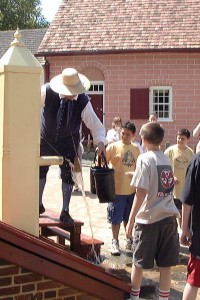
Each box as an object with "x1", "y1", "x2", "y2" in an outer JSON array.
[
  {"x1": 154, "y1": 96, "x2": 158, "y2": 103},
  {"x1": 151, "y1": 87, "x2": 171, "y2": 119},
  {"x1": 89, "y1": 85, "x2": 93, "y2": 91},
  {"x1": 164, "y1": 111, "x2": 169, "y2": 118}
]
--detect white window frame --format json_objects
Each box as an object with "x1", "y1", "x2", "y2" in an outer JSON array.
[
  {"x1": 88, "y1": 81, "x2": 105, "y2": 95},
  {"x1": 149, "y1": 86, "x2": 173, "y2": 122}
]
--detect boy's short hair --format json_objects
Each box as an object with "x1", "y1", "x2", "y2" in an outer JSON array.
[
  {"x1": 122, "y1": 121, "x2": 136, "y2": 134},
  {"x1": 141, "y1": 122, "x2": 164, "y2": 145},
  {"x1": 177, "y1": 128, "x2": 190, "y2": 139}
]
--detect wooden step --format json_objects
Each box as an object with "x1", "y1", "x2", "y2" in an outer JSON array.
[
  {"x1": 39, "y1": 213, "x2": 83, "y2": 253},
  {"x1": 47, "y1": 226, "x2": 104, "y2": 260}
]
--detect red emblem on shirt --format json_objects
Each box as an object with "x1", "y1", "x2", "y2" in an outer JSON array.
[{"x1": 160, "y1": 169, "x2": 174, "y2": 189}]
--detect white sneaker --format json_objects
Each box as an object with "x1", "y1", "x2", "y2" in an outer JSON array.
[
  {"x1": 124, "y1": 238, "x2": 133, "y2": 251},
  {"x1": 110, "y1": 239, "x2": 120, "y2": 256}
]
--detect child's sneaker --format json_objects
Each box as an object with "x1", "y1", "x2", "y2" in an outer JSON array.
[
  {"x1": 110, "y1": 239, "x2": 120, "y2": 256},
  {"x1": 124, "y1": 238, "x2": 133, "y2": 251}
]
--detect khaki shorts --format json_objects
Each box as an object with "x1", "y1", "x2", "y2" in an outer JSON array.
[{"x1": 132, "y1": 217, "x2": 180, "y2": 269}]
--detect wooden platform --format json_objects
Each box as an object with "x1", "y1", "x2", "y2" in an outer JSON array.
[{"x1": 39, "y1": 209, "x2": 104, "y2": 259}]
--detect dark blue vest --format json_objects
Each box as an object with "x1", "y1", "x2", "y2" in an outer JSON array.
[{"x1": 40, "y1": 83, "x2": 88, "y2": 160}]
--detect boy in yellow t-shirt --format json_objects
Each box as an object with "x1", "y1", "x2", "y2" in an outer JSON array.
[
  {"x1": 106, "y1": 121, "x2": 140, "y2": 256},
  {"x1": 164, "y1": 128, "x2": 194, "y2": 228}
]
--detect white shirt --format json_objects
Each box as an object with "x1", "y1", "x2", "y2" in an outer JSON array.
[
  {"x1": 106, "y1": 128, "x2": 121, "y2": 144},
  {"x1": 131, "y1": 150, "x2": 180, "y2": 224}
]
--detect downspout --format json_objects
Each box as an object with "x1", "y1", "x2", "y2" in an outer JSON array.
[{"x1": 42, "y1": 57, "x2": 50, "y2": 83}]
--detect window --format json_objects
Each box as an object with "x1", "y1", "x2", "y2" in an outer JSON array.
[
  {"x1": 88, "y1": 82, "x2": 104, "y2": 93},
  {"x1": 149, "y1": 86, "x2": 172, "y2": 121}
]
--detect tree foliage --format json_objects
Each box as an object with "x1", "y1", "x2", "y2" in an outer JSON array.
[{"x1": 0, "y1": 0, "x2": 49, "y2": 30}]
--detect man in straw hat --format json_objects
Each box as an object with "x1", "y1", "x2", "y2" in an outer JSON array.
[{"x1": 40, "y1": 68, "x2": 106, "y2": 223}]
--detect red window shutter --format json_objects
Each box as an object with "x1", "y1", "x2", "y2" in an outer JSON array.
[{"x1": 130, "y1": 88, "x2": 149, "y2": 119}]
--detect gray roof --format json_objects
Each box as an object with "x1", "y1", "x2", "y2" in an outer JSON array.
[{"x1": 0, "y1": 28, "x2": 47, "y2": 58}]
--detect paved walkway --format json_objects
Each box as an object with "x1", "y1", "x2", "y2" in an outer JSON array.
[{"x1": 42, "y1": 158, "x2": 200, "y2": 300}]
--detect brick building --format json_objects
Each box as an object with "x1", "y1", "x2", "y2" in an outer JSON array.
[{"x1": 37, "y1": 0, "x2": 200, "y2": 150}]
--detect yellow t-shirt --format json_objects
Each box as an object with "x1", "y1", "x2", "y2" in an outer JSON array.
[
  {"x1": 106, "y1": 141, "x2": 140, "y2": 195},
  {"x1": 164, "y1": 145, "x2": 194, "y2": 199}
]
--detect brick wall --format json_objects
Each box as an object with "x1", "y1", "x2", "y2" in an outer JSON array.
[
  {"x1": 47, "y1": 52, "x2": 200, "y2": 150},
  {"x1": 0, "y1": 259, "x2": 100, "y2": 300}
]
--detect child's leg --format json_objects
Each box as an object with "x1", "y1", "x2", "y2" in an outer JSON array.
[
  {"x1": 123, "y1": 220, "x2": 129, "y2": 238},
  {"x1": 111, "y1": 223, "x2": 120, "y2": 240},
  {"x1": 130, "y1": 265, "x2": 143, "y2": 300},
  {"x1": 182, "y1": 283, "x2": 198, "y2": 300},
  {"x1": 159, "y1": 267, "x2": 171, "y2": 290},
  {"x1": 159, "y1": 267, "x2": 171, "y2": 300}
]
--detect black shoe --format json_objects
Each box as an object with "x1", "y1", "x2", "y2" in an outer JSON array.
[
  {"x1": 74, "y1": 187, "x2": 81, "y2": 193},
  {"x1": 39, "y1": 204, "x2": 45, "y2": 215},
  {"x1": 60, "y1": 210, "x2": 74, "y2": 224}
]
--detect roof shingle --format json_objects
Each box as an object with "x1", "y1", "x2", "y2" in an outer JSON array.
[
  {"x1": 38, "y1": 0, "x2": 200, "y2": 54},
  {"x1": 0, "y1": 28, "x2": 47, "y2": 58}
]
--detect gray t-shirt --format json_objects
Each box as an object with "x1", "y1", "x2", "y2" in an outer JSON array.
[{"x1": 130, "y1": 150, "x2": 180, "y2": 224}]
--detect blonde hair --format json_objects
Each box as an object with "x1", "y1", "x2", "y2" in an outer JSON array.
[{"x1": 112, "y1": 117, "x2": 122, "y2": 128}]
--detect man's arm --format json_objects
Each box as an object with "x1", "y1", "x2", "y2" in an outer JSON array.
[
  {"x1": 193, "y1": 122, "x2": 200, "y2": 137},
  {"x1": 126, "y1": 187, "x2": 147, "y2": 238},
  {"x1": 81, "y1": 101, "x2": 107, "y2": 156}
]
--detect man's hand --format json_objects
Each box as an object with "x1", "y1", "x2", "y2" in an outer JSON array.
[{"x1": 97, "y1": 141, "x2": 106, "y2": 157}]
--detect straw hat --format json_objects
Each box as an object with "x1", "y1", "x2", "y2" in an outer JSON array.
[{"x1": 50, "y1": 68, "x2": 91, "y2": 96}]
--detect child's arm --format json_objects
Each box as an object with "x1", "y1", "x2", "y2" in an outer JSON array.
[
  {"x1": 180, "y1": 203, "x2": 192, "y2": 246},
  {"x1": 126, "y1": 187, "x2": 146, "y2": 238}
]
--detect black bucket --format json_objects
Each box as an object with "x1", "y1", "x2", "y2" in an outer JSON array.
[
  {"x1": 93, "y1": 167, "x2": 115, "y2": 203},
  {"x1": 90, "y1": 151, "x2": 101, "y2": 194},
  {"x1": 90, "y1": 166, "x2": 99, "y2": 194},
  {"x1": 90, "y1": 151, "x2": 115, "y2": 203}
]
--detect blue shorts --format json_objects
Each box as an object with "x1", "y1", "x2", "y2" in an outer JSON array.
[{"x1": 107, "y1": 194, "x2": 134, "y2": 225}]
